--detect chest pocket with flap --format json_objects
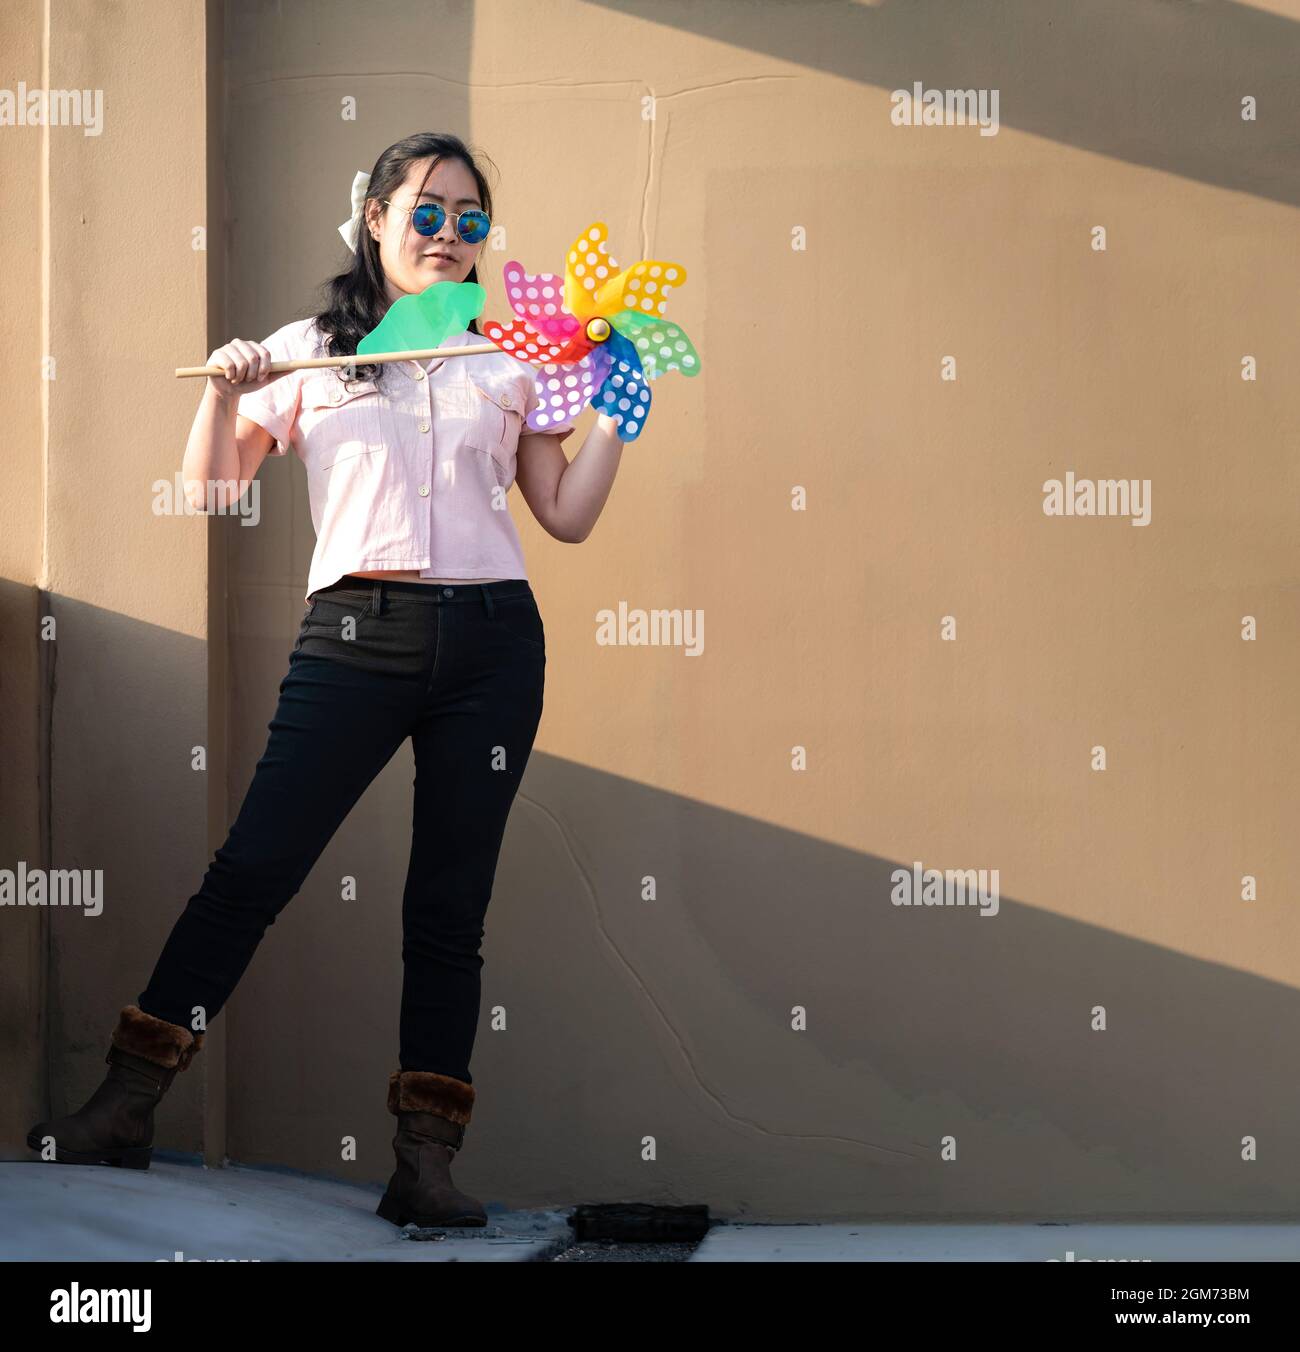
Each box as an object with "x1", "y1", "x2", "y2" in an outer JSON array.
[
  {"x1": 299, "y1": 371, "x2": 385, "y2": 469},
  {"x1": 465, "y1": 372, "x2": 525, "y2": 486}
]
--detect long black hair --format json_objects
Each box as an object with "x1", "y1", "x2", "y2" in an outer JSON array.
[{"x1": 312, "y1": 132, "x2": 497, "y2": 390}]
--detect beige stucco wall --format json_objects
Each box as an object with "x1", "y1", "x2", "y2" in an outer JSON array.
[
  {"x1": 0, "y1": 0, "x2": 49, "y2": 1162},
  {"x1": 1, "y1": 0, "x2": 219, "y2": 1161},
  {"x1": 6, "y1": 0, "x2": 1300, "y2": 1222}
]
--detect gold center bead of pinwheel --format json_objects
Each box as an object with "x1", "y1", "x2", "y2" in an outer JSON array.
[{"x1": 585, "y1": 317, "x2": 611, "y2": 342}]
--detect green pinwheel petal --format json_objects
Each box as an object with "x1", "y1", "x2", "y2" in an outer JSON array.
[
  {"x1": 609, "y1": 310, "x2": 701, "y2": 381},
  {"x1": 357, "y1": 281, "x2": 486, "y2": 356}
]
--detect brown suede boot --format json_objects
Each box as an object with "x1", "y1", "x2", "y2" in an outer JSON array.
[
  {"x1": 376, "y1": 1070, "x2": 487, "y2": 1228},
  {"x1": 26, "y1": 1004, "x2": 205, "y2": 1170}
]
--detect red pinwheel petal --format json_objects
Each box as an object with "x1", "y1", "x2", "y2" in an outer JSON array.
[
  {"x1": 483, "y1": 317, "x2": 570, "y2": 366},
  {"x1": 553, "y1": 333, "x2": 597, "y2": 364}
]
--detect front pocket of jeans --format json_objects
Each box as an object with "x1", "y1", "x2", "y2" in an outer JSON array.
[
  {"x1": 490, "y1": 595, "x2": 545, "y2": 651},
  {"x1": 295, "y1": 599, "x2": 429, "y2": 674},
  {"x1": 303, "y1": 594, "x2": 369, "y2": 632}
]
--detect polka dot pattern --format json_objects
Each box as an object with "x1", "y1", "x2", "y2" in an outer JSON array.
[
  {"x1": 607, "y1": 311, "x2": 701, "y2": 381},
  {"x1": 523, "y1": 347, "x2": 609, "y2": 434},
  {"x1": 563, "y1": 222, "x2": 620, "y2": 319},
  {"x1": 593, "y1": 256, "x2": 687, "y2": 320},
  {"x1": 503, "y1": 261, "x2": 581, "y2": 345},
  {"x1": 483, "y1": 317, "x2": 569, "y2": 366},
  {"x1": 594, "y1": 362, "x2": 651, "y2": 443}
]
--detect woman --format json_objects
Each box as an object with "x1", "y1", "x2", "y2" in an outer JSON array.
[{"x1": 27, "y1": 131, "x2": 626, "y2": 1229}]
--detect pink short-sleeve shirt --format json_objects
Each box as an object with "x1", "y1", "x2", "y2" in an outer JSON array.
[{"x1": 235, "y1": 317, "x2": 577, "y2": 603}]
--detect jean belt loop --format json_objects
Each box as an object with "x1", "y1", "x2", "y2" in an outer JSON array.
[
  {"x1": 371, "y1": 580, "x2": 382, "y2": 618},
  {"x1": 482, "y1": 585, "x2": 495, "y2": 620}
]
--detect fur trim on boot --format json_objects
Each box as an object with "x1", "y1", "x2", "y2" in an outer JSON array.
[
  {"x1": 385, "y1": 1069, "x2": 475, "y2": 1125},
  {"x1": 111, "y1": 1004, "x2": 205, "y2": 1071}
]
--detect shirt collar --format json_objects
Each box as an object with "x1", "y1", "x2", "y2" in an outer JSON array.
[{"x1": 414, "y1": 326, "x2": 478, "y2": 377}]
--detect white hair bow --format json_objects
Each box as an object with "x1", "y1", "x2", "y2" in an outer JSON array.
[{"x1": 337, "y1": 170, "x2": 372, "y2": 251}]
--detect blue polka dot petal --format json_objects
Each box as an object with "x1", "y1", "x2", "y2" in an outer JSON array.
[{"x1": 597, "y1": 365, "x2": 651, "y2": 442}]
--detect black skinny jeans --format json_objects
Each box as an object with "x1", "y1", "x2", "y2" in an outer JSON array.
[{"x1": 137, "y1": 577, "x2": 546, "y2": 1083}]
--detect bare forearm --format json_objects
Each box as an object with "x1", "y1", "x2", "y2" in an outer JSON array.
[
  {"x1": 181, "y1": 384, "x2": 246, "y2": 511},
  {"x1": 551, "y1": 412, "x2": 625, "y2": 542}
]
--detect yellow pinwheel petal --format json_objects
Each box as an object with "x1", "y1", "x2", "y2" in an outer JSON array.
[
  {"x1": 593, "y1": 258, "x2": 687, "y2": 320},
  {"x1": 564, "y1": 222, "x2": 621, "y2": 320}
]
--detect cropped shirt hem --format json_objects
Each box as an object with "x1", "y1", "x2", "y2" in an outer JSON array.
[{"x1": 308, "y1": 559, "x2": 527, "y2": 601}]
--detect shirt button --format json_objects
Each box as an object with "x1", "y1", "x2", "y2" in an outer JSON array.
[
  {"x1": 419, "y1": 421, "x2": 431, "y2": 433},
  {"x1": 330, "y1": 389, "x2": 342, "y2": 403},
  {"x1": 417, "y1": 484, "x2": 429, "y2": 496},
  {"x1": 499, "y1": 394, "x2": 514, "y2": 408},
  {"x1": 442, "y1": 587, "x2": 454, "y2": 598},
  {"x1": 413, "y1": 369, "x2": 425, "y2": 380}
]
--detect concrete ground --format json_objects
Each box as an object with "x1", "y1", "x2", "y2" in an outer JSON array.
[
  {"x1": 4, "y1": 1161, "x2": 1298, "y2": 1261},
  {"x1": 0, "y1": 1160, "x2": 571, "y2": 1262},
  {"x1": 690, "y1": 1222, "x2": 1300, "y2": 1262}
]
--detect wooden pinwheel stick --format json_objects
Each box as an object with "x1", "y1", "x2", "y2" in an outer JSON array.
[{"x1": 174, "y1": 343, "x2": 500, "y2": 379}]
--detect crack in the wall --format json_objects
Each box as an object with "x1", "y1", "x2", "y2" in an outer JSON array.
[
  {"x1": 640, "y1": 76, "x2": 798, "y2": 257},
  {"x1": 517, "y1": 789, "x2": 922, "y2": 1163},
  {"x1": 231, "y1": 69, "x2": 798, "y2": 261},
  {"x1": 639, "y1": 97, "x2": 660, "y2": 258}
]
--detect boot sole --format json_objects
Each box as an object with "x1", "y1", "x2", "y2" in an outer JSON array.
[
  {"x1": 376, "y1": 1192, "x2": 486, "y2": 1228},
  {"x1": 26, "y1": 1132, "x2": 152, "y2": 1169}
]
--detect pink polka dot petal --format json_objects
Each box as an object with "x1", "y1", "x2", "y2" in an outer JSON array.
[{"x1": 502, "y1": 261, "x2": 581, "y2": 344}]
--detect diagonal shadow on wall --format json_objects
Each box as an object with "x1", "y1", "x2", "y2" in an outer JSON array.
[{"x1": 586, "y1": 0, "x2": 1300, "y2": 209}]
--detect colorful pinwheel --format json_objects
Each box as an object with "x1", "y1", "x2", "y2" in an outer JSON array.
[
  {"x1": 481, "y1": 222, "x2": 700, "y2": 443},
  {"x1": 177, "y1": 224, "x2": 701, "y2": 433}
]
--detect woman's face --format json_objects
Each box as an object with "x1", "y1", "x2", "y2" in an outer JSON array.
[{"x1": 365, "y1": 156, "x2": 487, "y2": 304}]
